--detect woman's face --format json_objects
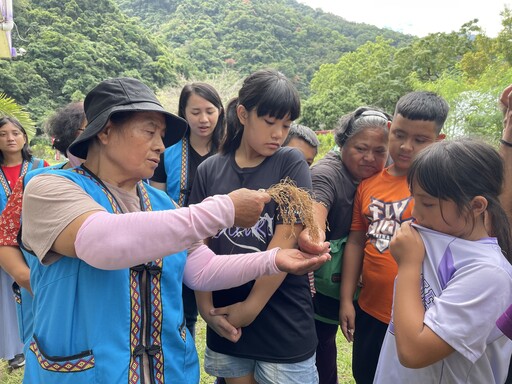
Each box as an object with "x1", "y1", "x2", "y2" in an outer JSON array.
[
  {"x1": 341, "y1": 127, "x2": 388, "y2": 181},
  {"x1": 184, "y1": 93, "x2": 220, "y2": 141},
  {"x1": 0, "y1": 122, "x2": 27, "y2": 157},
  {"x1": 101, "y1": 111, "x2": 166, "y2": 183}
]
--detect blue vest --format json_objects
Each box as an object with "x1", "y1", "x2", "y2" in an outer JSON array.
[
  {"x1": 21, "y1": 167, "x2": 199, "y2": 384},
  {"x1": 163, "y1": 137, "x2": 189, "y2": 206},
  {"x1": 16, "y1": 163, "x2": 70, "y2": 347}
]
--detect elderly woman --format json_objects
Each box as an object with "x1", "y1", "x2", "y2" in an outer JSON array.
[
  {"x1": 19, "y1": 77, "x2": 329, "y2": 384},
  {"x1": 299, "y1": 107, "x2": 391, "y2": 384}
]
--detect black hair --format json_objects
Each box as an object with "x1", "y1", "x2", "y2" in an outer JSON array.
[
  {"x1": 44, "y1": 102, "x2": 86, "y2": 155},
  {"x1": 221, "y1": 69, "x2": 300, "y2": 154},
  {"x1": 408, "y1": 138, "x2": 512, "y2": 261},
  {"x1": 394, "y1": 91, "x2": 449, "y2": 134},
  {"x1": 178, "y1": 82, "x2": 225, "y2": 154},
  {"x1": 0, "y1": 116, "x2": 32, "y2": 163},
  {"x1": 282, "y1": 123, "x2": 319, "y2": 148},
  {"x1": 334, "y1": 106, "x2": 391, "y2": 148}
]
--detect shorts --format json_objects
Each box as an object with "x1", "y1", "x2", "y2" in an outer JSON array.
[{"x1": 204, "y1": 347, "x2": 319, "y2": 384}]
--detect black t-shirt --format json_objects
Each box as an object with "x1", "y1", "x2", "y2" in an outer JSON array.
[
  {"x1": 189, "y1": 146, "x2": 317, "y2": 363},
  {"x1": 310, "y1": 151, "x2": 358, "y2": 241}
]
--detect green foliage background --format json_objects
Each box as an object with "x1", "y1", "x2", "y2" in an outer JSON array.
[{"x1": 1, "y1": 0, "x2": 512, "y2": 143}]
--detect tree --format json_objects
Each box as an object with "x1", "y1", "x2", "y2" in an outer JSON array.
[{"x1": 0, "y1": 93, "x2": 36, "y2": 139}]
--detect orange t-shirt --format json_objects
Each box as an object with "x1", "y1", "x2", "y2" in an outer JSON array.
[{"x1": 350, "y1": 167, "x2": 414, "y2": 324}]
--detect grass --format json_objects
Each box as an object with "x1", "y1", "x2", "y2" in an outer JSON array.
[{"x1": 1, "y1": 317, "x2": 355, "y2": 384}]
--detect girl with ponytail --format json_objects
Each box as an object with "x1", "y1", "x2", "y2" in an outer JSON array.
[{"x1": 374, "y1": 138, "x2": 512, "y2": 383}]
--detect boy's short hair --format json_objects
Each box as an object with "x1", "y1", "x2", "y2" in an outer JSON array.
[
  {"x1": 394, "y1": 91, "x2": 449, "y2": 134},
  {"x1": 283, "y1": 123, "x2": 319, "y2": 148}
]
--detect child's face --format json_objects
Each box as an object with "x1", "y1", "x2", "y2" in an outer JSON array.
[
  {"x1": 286, "y1": 137, "x2": 317, "y2": 166},
  {"x1": 388, "y1": 114, "x2": 443, "y2": 176},
  {"x1": 412, "y1": 181, "x2": 472, "y2": 238},
  {"x1": 238, "y1": 107, "x2": 292, "y2": 158}
]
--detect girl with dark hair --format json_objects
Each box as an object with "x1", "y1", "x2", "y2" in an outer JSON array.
[
  {"x1": 374, "y1": 138, "x2": 512, "y2": 383},
  {"x1": 151, "y1": 82, "x2": 225, "y2": 338},
  {"x1": 0, "y1": 116, "x2": 47, "y2": 369},
  {"x1": 190, "y1": 69, "x2": 318, "y2": 384}
]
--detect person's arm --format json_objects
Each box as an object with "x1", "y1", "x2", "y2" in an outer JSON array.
[
  {"x1": 499, "y1": 84, "x2": 512, "y2": 221},
  {"x1": 73, "y1": 190, "x2": 270, "y2": 267},
  {"x1": 390, "y1": 222, "x2": 453, "y2": 368},
  {"x1": 0, "y1": 246, "x2": 31, "y2": 293},
  {"x1": 209, "y1": 223, "x2": 302, "y2": 328},
  {"x1": 195, "y1": 289, "x2": 242, "y2": 343},
  {"x1": 297, "y1": 201, "x2": 329, "y2": 253},
  {"x1": 0, "y1": 178, "x2": 31, "y2": 292},
  {"x1": 22, "y1": 175, "x2": 270, "y2": 266},
  {"x1": 339, "y1": 230, "x2": 366, "y2": 342}
]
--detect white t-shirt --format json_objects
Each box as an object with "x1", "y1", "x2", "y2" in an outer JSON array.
[{"x1": 374, "y1": 225, "x2": 512, "y2": 384}]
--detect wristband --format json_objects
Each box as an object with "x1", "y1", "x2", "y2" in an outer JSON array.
[{"x1": 500, "y1": 139, "x2": 512, "y2": 147}]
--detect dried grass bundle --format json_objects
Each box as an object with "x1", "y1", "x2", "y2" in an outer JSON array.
[{"x1": 266, "y1": 177, "x2": 320, "y2": 241}]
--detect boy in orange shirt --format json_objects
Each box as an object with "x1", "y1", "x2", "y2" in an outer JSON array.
[{"x1": 339, "y1": 91, "x2": 448, "y2": 384}]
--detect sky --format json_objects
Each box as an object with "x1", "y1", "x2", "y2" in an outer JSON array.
[{"x1": 298, "y1": 0, "x2": 510, "y2": 37}]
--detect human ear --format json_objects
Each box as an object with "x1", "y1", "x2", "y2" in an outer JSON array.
[
  {"x1": 470, "y1": 196, "x2": 488, "y2": 217},
  {"x1": 436, "y1": 133, "x2": 446, "y2": 141},
  {"x1": 237, "y1": 105, "x2": 248, "y2": 125},
  {"x1": 96, "y1": 121, "x2": 113, "y2": 145}
]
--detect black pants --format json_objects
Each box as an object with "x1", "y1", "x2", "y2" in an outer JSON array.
[
  {"x1": 315, "y1": 319, "x2": 339, "y2": 384},
  {"x1": 352, "y1": 302, "x2": 388, "y2": 384}
]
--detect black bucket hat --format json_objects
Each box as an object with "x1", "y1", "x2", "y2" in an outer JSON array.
[{"x1": 69, "y1": 77, "x2": 187, "y2": 158}]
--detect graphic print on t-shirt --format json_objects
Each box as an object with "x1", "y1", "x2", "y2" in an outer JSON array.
[
  {"x1": 212, "y1": 213, "x2": 274, "y2": 252},
  {"x1": 366, "y1": 196, "x2": 413, "y2": 253}
]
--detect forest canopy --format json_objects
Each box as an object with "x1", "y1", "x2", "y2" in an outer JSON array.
[{"x1": 1, "y1": 0, "x2": 511, "y2": 143}]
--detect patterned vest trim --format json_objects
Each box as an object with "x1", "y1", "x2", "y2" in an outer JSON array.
[
  {"x1": 0, "y1": 158, "x2": 44, "y2": 210},
  {"x1": 21, "y1": 168, "x2": 198, "y2": 384},
  {"x1": 163, "y1": 137, "x2": 189, "y2": 207}
]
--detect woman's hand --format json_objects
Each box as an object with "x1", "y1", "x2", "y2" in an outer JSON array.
[
  {"x1": 390, "y1": 222, "x2": 425, "y2": 267},
  {"x1": 275, "y1": 248, "x2": 331, "y2": 275},
  {"x1": 228, "y1": 188, "x2": 271, "y2": 228}
]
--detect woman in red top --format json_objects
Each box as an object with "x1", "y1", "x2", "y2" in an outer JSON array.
[{"x1": 0, "y1": 116, "x2": 48, "y2": 369}]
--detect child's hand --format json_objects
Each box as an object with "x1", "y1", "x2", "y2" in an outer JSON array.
[
  {"x1": 298, "y1": 227, "x2": 329, "y2": 254},
  {"x1": 202, "y1": 308, "x2": 242, "y2": 343},
  {"x1": 339, "y1": 301, "x2": 356, "y2": 343},
  {"x1": 210, "y1": 301, "x2": 257, "y2": 328},
  {"x1": 390, "y1": 222, "x2": 425, "y2": 266}
]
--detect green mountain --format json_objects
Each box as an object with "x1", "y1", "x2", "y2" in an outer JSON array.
[
  {"x1": 1, "y1": 0, "x2": 412, "y2": 123},
  {"x1": 116, "y1": 0, "x2": 412, "y2": 93}
]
